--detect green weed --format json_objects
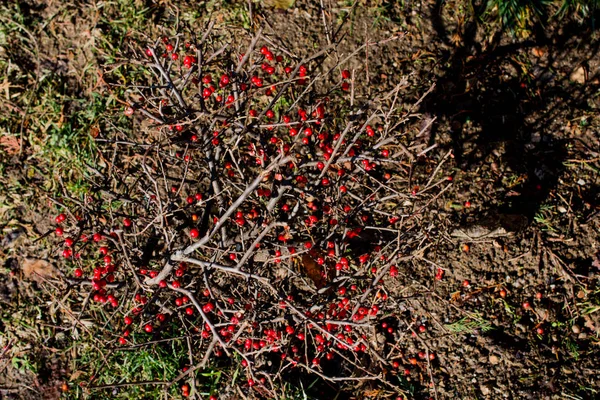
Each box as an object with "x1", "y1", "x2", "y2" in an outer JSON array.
[{"x1": 445, "y1": 312, "x2": 494, "y2": 334}]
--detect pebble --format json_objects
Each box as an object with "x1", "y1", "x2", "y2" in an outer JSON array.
[
  {"x1": 480, "y1": 384, "x2": 491, "y2": 396},
  {"x1": 572, "y1": 325, "x2": 581, "y2": 334},
  {"x1": 489, "y1": 354, "x2": 500, "y2": 365}
]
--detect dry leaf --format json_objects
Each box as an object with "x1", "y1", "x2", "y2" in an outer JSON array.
[
  {"x1": 450, "y1": 291, "x2": 462, "y2": 303},
  {"x1": 583, "y1": 315, "x2": 596, "y2": 332},
  {"x1": 262, "y1": 0, "x2": 295, "y2": 9},
  {"x1": 0, "y1": 135, "x2": 21, "y2": 155},
  {"x1": 531, "y1": 47, "x2": 545, "y2": 57},
  {"x1": 69, "y1": 370, "x2": 85, "y2": 381},
  {"x1": 301, "y1": 253, "x2": 326, "y2": 289},
  {"x1": 300, "y1": 249, "x2": 334, "y2": 289},
  {"x1": 22, "y1": 258, "x2": 59, "y2": 282}
]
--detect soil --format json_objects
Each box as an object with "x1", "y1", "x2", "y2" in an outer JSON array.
[{"x1": 1, "y1": 0, "x2": 598, "y2": 399}]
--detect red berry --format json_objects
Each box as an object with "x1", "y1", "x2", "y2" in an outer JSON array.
[
  {"x1": 64, "y1": 238, "x2": 74, "y2": 247},
  {"x1": 74, "y1": 268, "x2": 83, "y2": 278},
  {"x1": 536, "y1": 327, "x2": 544, "y2": 335},
  {"x1": 144, "y1": 324, "x2": 153, "y2": 333},
  {"x1": 55, "y1": 227, "x2": 64, "y2": 236},
  {"x1": 341, "y1": 69, "x2": 351, "y2": 79},
  {"x1": 124, "y1": 316, "x2": 133, "y2": 325},
  {"x1": 220, "y1": 74, "x2": 230, "y2": 86},
  {"x1": 189, "y1": 228, "x2": 199, "y2": 238}
]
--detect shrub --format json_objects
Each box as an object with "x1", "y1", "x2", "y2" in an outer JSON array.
[{"x1": 51, "y1": 27, "x2": 431, "y2": 398}]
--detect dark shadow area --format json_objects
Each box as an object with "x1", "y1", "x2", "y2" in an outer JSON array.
[{"x1": 422, "y1": 1, "x2": 599, "y2": 223}]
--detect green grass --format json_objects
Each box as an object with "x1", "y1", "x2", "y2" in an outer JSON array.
[
  {"x1": 445, "y1": 312, "x2": 494, "y2": 334},
  {"x1": 70, "y1": 343, "x2": 184, "y2": 399},
  {"x1": 534, "y1": 204, "x2": 558, "y2": 232}
]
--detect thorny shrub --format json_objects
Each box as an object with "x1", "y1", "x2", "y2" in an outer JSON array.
[{"x1": 50, "y1": 26, "x2": 437, "y2": 398}]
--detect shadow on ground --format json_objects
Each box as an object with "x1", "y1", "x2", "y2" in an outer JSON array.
[{"x1": 423, "y1": 2, "x2": 599, "y2": 224}]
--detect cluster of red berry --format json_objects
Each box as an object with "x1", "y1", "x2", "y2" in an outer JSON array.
[{"x1": 51, "y1": 33, "x2": 430, "y2": 396}]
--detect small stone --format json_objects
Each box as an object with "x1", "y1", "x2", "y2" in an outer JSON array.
[
  {"x1": 480, "y1": 384, "x2": 491, "y2": 396},
  {"x1": 488, "y1": 354, "x2": 500, "y2": 365},
  {"x1": 572, "y1": 325, "x2": 581, "y2": 334},
  {"x1": 570, "y1": 66, "x2": 586, "y2": 84}
]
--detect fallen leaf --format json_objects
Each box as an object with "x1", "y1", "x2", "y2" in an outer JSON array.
[
  {"x1": 301, "y1": 253, "x2": 326, "y2": 289},
  {"x1": 69, "y1": 370, "x2": 85, "y2": 381},
  {"x1": 583, "y1": 314, "x2": 596, "y2": 332},
  {"x1": 299, "y1": 248, "x2": 334, "y2": 289},
  {"x1": 262, "y1": 0, "x2": 295, "y2": 9},
  {"x1": 0, "y1": 135, "x2": 21, "y2": 155},
  {"x1": 22, "y1": 258, "x2": 59, "y2": 282},
  {"x1": 531, "y1": 47, "x2": 545, "y2": 57},
  {"x1": 450, "y1": 291, "x2": 462, "y2": 303}
]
